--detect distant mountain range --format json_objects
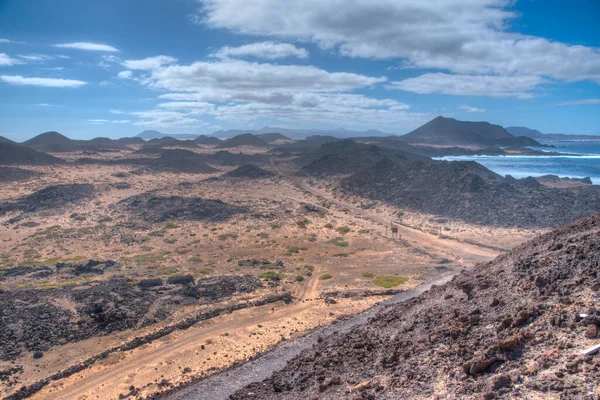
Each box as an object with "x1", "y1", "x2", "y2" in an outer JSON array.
[
  {"x1": 211, "y1": 126, "x2": 391, "y2": 140},
  {"x1": 506, "y1": 126, "x2": 600, "y2": 141},
  {"x1": 135, "y1": 130, "x2": 198, "y2": 139}
]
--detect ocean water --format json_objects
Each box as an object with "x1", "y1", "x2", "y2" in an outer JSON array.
[{"x1": 435, "y1": 141, "x2": 600, "y2": 184}]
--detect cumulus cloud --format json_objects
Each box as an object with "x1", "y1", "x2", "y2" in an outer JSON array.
[
  {"x1": 558, "y1": 98, "x2": 600, "y2": 106},
  {"x1": 123, "y1": 55, "x2": 177, "y2": 70},
  {"x1": 0, "y1": 53, "x2": 22, "y2": 66},
  {"x1": 55, "y1": 42, "x2": 119, "y2": 52},
  {"x1": 389, "y1": 73, "x2": 546, "y2": 98},
  {"x1": 148, "y1": 59, "x2": 384, "y2": 92},
  {"x1": 0, "y1": 39, "x2": 13, "y2": 43},
  {"x1": 459, "y1": 105, "x2": 485, "y2": 112},
  {"x1": 117, "y1": 70, "x2": 133, "y2": 79},
  {"x1": 213, "y1": 41, "x2": 309, "y2": 59},
  {"x1": 0, "y1": 75, "x2": 86, "y2": 88},
  {"x1": 124, "y1": 54, "x2": 427, "y2": 130},
  {"x1": 110, "y1": 109, "x2": 124, "y2": 114},
  {"x1": 194, "y1": 0, "x2": 600, "y2": 85}
]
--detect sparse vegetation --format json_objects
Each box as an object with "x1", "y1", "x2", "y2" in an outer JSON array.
[
  {"x1": 319, "y1": 273, "x2": 332, "y2": 280},
  {"x1": 295, "y1": 275, "x2": 304, "y2": 282},
  {"x1": 336, "y1": 226, "x2": 351, "y2": 234},
  {"x1": 361, "y1": 272, "x2": 375, "y2": 278},
  {"x1": 257, "y1": 271, "x2": 280, "y2": 281},
  {"x1": 372, "y1": 275, "x2": 408, "y2": 288}
]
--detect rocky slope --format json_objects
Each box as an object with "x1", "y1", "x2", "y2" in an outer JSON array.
[
  {"x1": 233, "y1": 213, "x2": 600, "y2": 399},
  {"x1": 342, "y1": 159, "x2": 600, "y2": 228},
  {"x1": 217, "y1": 134, "x2": 270, "y2": 148},
  {"x1": 296, "y1": 140, "x2": 427, "y2": 176}
]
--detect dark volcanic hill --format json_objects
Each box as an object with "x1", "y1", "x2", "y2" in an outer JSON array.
[
  {"x1": 148, "y1": 149, "x2": 219, "y2": 174},
  {"x1": 116, "y1": 137, "x2": 146, "y2": 145},
  {"x1": 342, "y1": 158, "x2": 600, "y2": 228},
  {"x1": 298, "y1": 140, "x2": 428, "y2": 176},
  {"x1": 0, "y1": 141, "x2": 66, "y2": 166},
  {"x1": 194, "y1": 135, "x2": 223, "y2": 146},
  {"x1": 23, "y1": 132, "x2": 131, "y2": 152},
  {"x1": 256, "y1": 133, "x2": 292, "y2": 143},
  {"x1": 23, "y1": 131, "x2": 74, "y2": 152},
  {"x1": 402, "y1": 117, "x2": 542, "y2": 147},
  {"x1": 217, "y1": 134, "x2": 270, "y2": 148},
  {"x1": 0, "y1": 167, "x2": 40, "y2": 183},
  {"x1": 222, "y1": 165, "x2": 275, "y2": 179},
  {"x1": 233, "y1": 213, "x2": 600, "y2": 400},
  {"x1": 0, "y1": 135, "x2": 16, "y2": 144}
]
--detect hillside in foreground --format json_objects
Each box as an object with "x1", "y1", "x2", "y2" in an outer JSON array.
[{"x1": 233, "y1": 212, "x2": 600, "y2": 399}]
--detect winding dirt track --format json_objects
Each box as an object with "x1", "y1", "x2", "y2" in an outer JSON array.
[{"x1": 166, "y1": 271, "x2": 458, "y2": 400}]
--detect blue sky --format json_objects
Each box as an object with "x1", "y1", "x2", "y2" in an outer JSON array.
[{"x1": 0, "y1": 0, "x2": 599, "y2": 141}]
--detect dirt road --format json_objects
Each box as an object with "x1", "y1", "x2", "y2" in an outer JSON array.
[{"x1": 166, "y1": 271, "x2": 457, "y2": 400}]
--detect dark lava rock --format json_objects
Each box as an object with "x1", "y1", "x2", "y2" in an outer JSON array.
[
  {"x1": 166, "y1": 275, "x2": 195, "y2": 285},
  {"x1": 342, "y1": 158, "x2": 600, "y2": 228},
  {"x1": 138, "y1": 278, "x2": 163, "y2": 289},
  {"x1": 55, "y1": 260, "x2": 118, "y2": 276},
  {"x1": 0, "y1": 184, "x2": 95, "y2": 215},
  {"x1": 222, "y1": 165, "x2": 275, "y2": 179},
  {"x1": 182, "y1": 275, "x2": 263, "y2": 301},
  {"x1": 231, "y1": 213, "x2": 600, "y2": 399},
  {"x1": 217, "y1": 134, "x2": 270, "y2": 149},
  {"x1": 120, "y1": 193, "x2": 247, "y2": 223},
  {"x1": 0, "y1": 167, "x2": 40, "y2": 183},
  {"x1": 0, "y1": 277, "x2": 157, "y2": 360}
]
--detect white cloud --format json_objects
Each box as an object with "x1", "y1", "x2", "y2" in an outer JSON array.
[
  {"x1": 117, "y1": 70, "x2": 133, "y2": 79},
  {"x1": 123, "y1": 55, "x2": 177, "y2": 70},
  {"x1": 35, "y1": 103, "x2": 53, "y2": 107},
  {"x1": 148, "y1": 59, "x2": 384, "y2": 93},
  {"x1": 17, "y1": 54, "x2": 58, "y2": 62},
  {"x1": 124, "y1": 56, "x2": 425, "y2": 130},
  {"x1": 110, "y1": 109, "x2": 124, "y2": 114},
  {"x1": 390, "y1": 73, "x2": 546, "y2": 98},
  {"x1": 194, "y1": 0, "x2": 600, "y2": 84},
  {"x1": 88, "y1": 119, "x2": 110, "y2": 123},
  {"x1": 0, "y1": 53, "x2": 22, "y2": 66},
  {"x1": 459, "y1": 105, "x2": 485, "y2": 112},
  {"x1": 55, "y1": 42, "x2": 119, "y2": 52},
  {"x1": 0, "y1": 39, "x2": 12, "y2": 43},
  {"x1": 213, "y1": 41, "x2": 309, "y2": 59},
  {"x1": 558, "y1": 98, "x2": 600, "y2": 106},
  {"x1": 0, "y1": 75, "x2": 86, "y2": 88},
  {"x1": 111, "y1": 120, "x2": 131, "y2": 124}
]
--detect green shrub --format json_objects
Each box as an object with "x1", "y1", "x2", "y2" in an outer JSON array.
[
  {"x1": 295, "y1": 275, "x2": 305, "y2": 282},
  {"x1": 303, "y1": 265, "x2": 314, "y2": 272},
  {"x1": 165, "y1": 223, "x2": 179, "y2": 229},
  {"x1": 361, "y1": 272, "x2": 375, "y2": 278},
  {"x1": 324, "y1": 223, "x2": 334, "y2": 229},
  {"x1": 319, "y1": 273, "x2": 332, "y2": 280},
  {"x1": 336, "y1": 226, "x2": 351, "y2": 234},
  {"x1": 372, "y1": 275, "x2": 408, "y2": 288},
  {"x1": 258, "y1": 271, "x2": 280, "y2": 281},
  {"x1": 335, "y1": 241, "x2": 349, "y2": 247}
]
